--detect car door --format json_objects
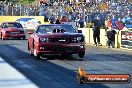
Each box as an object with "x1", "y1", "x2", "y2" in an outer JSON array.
[
  {"x1": 28, "y1": 26, "x2": 39, "y2": 50},
  {"x1": 28, "y1": 31, "x2": 35, "y2": 51}
]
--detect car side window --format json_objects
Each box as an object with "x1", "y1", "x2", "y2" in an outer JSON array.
[
  {"x1": 2, "y1": 23, "x2": 8, "y2": 28},
  {"x1": 1, "y1": 24, "x2": 5, "y2": 28},
  {"x1": 14, "y1": 23, "x2": 23, "y2": 28}
]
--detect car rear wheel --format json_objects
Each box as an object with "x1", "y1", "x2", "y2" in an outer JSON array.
[
  {"x1": 29, "y1": 49, "x2": 33, "y2": 56},
  {"x1": 0, "y1": 32, "x2": 2, "y2": 39},
  {"x1": 78, "y1": 53, "x2": 85, "y2": 58},
  {"x1": 28, "y1": 42, "x2": 33, "y2": 56},
  {"x1": 22, "y1": 37, "x2": 26, "y2": 40},
  {"x1": 1, "y1": 34, "x2": 5, "y2": 40},
  {"x1": 0, "y1": 32, "x2": 4, "y2": 40},
  {"x1": 33, "y1": 48, "x2": 40, "y2": 60}
]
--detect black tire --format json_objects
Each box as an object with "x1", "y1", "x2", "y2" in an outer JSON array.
[
  {"x1": 28, "y1": 42, "x2": 30, "y2": 50},
  {"x1": 29, "y1": 49, "x2": 33, "y2": 56},
  {"x1": 0, "y1": 32, "x2": 2, "y2": 39},
  {"x1": 22, "y1": 37, "x2": 26, "y2": 40},
  {"x1": 1, "y1": 32, "x2": 5, "y2": 40},
  {"x1": 28, "y1": 42, "x2": 33, "y2": 56},
  {"x1": 2, "y1": 35, "x2": 5, "y2": 40},
  {"x1": 78, "y1": 53, "x2": 85, "y2": 58}
]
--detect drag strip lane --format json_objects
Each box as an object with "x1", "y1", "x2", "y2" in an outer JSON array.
[
  {"x1": 0, "y1": 40, "x2": 109, "y2": 88},
  {"x1": 0, "y1": 39, "x2": 132, "y2": 88}
]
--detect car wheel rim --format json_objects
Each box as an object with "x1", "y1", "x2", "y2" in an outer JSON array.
[
  {"x1": 34, "y1": 49, "x2": 37, "y2": 56},
  {"x1": 30, "y1": 49, "x2": 32, "y2": 55}
]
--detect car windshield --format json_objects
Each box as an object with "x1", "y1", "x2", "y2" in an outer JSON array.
[
  {"x1": 36, "y1": 25, "x2": 76, "y2": 33},
  {"x1": 3, "y1": 23, "x2": 23, "y2": 28}
]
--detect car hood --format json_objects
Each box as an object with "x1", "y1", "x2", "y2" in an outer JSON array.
[
  {"x1": 36, "y1": 32, "x2": 84, "y2": 38},
  {"x1": 3, "y1": 27, "x2": 24, "y2": 31}
]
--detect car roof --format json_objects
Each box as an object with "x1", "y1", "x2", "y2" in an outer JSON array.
[{"x1": 39, "y1": 24, "x2": 72, "y2": 26}]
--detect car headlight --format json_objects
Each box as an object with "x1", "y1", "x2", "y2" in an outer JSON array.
[
  {"x1": 71, "y1": 37, "x2": 77, "y2": 42},
  {"x1": 77, "y1": 37, "x2": 85, "y2": 42},
  {"x1": 39, "y1": 38, "x2": 49, "y2": 42},
  {"x1": 77, "y1": 37, "x2": 82, "y2": 41}
]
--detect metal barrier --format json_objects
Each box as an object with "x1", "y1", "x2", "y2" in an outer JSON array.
[{"x1": 0, "y1": 2, "x2": 131, "y2": 25}]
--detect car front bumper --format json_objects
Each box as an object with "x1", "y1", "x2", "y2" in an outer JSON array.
[
  {"x1": 2, "y1": 34, "x2": 26, "y2": 39},
  {"x1": 35, "y1": 43, "x2": 85, "y2": 55}
]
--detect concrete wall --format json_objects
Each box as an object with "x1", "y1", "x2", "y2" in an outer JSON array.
[
  {"x1": 78, "y1": 28, "x2": 124, "y2": 48},
  {"x1": 78, "y1": 28, "x2": 90, "y2": 44},
  {"x1": 115, "y1": 31, "x2": 122, "y2": 48}
]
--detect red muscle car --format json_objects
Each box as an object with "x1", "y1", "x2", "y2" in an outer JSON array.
[
  {"x1": 0, "y1": 22, "x2": 26, "y2": 40},
  {"x1": 28, "y1": 24, "x2": 85, "y2": 59}
]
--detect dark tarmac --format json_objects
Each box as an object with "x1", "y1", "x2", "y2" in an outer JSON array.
[{"x1": 0, "y1": 38, "x2": 132, "y2": 88}]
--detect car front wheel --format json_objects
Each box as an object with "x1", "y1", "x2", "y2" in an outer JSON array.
[
  {"x1": 29, "y1": 49, "x2": 33, "y2": 56},
  {"x1": 33, "y1": 48, "x2": 40, "y2": 60},
  {"x1": 78, "y1": 53, "x2": 85, "y2": 58},
  {"x1": 22, "y1": 37, "x2": 26, "y2": 40}
]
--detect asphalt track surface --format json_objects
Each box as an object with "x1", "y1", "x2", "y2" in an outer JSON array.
[{"x1": 0, "y1": 37, "x2": 132, "y2": 88}]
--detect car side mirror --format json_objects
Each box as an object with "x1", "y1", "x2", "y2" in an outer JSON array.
[
  {"x1": 28, "y1": 31, "x2": 34, "y2": 34},
  {"x1": 78, "y1": 30, "x2": 82, "y2": 33}
]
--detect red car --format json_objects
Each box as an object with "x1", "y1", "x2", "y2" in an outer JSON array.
[
  {"x1": 28, "y1": 24, "x2": 85, "y2": 59},
  {"x1": 0, "y1": 22, "x2": 26, "y2": 40}
]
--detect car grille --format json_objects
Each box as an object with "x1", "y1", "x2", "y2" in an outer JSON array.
[
  {"x1": 11, "y1": 31, "x2": 24, "y2": 34},
  {"x1": 44, "y1": 46, "x2": 79, "y2": 52},
  {"x1": 49, "y1": 37, "x2": 78, "y2": 43},
  {"x1": 11, "y1": 32, "x2": 20, "y2": 34}
]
